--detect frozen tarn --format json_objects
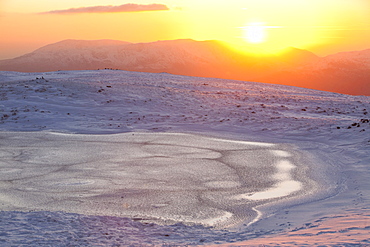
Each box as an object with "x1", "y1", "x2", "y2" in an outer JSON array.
[{"x1": 0, "y1": 132, "x2": 315, "y2": 230}]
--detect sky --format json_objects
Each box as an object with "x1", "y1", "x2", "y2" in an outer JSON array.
[{"x1": 1, "y1": 0, "x2": 370, "y2": 59}]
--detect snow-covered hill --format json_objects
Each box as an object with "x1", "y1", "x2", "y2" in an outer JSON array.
[
  {"x1": 0, "y1": 70, "x2": 369, "y2": 246},
  {"x1": 1, "y1": 39, "x2": 369, "y2": 96},
  {"x1": 0, "y1": 39, "x2": 241, "y2": 75}
]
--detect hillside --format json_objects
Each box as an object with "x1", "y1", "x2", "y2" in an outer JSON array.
[{"x1": 0, "y1": 39, "x2": 369, "y2": 95}]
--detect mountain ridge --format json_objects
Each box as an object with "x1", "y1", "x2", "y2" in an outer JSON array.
[{"x1": 0, "y1": 39, "x2": 369, "y2": 95}]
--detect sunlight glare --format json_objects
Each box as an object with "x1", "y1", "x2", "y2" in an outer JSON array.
[{"x1": 244, "y1": 23, "x2": 266, "y2": 44}]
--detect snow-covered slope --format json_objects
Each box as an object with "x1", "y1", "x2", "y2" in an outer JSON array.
[
  {"x1": 0, "y1": 70, "x2": 369, "y2": 246},
  {"x1": 1, "y1": 69, "x2": 368, "y2": 135}
]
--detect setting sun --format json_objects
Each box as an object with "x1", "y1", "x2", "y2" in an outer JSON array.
[
  {"x1": 244, "y1": 23, "x2": 266, "y2": 44},
  {"x1": 0, "y1": 0, "x2": 369, "y2": 58}
]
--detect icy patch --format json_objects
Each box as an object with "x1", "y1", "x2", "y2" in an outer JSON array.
[
  {"x1": 235, "y1": 156, "x2": 302, "y2": 201},
  {"x1": 205, "y1": 181, "x2": 241, "y2": 189},
  {"x1": 240, "y1": 180, "x2": 302, "y2": 201},
  {"x1": 0, "y1": 131, "x2": 306, "y2": 228},
  {"x1": 271, "y1": 150, "x2": 292, "y2": 157}
]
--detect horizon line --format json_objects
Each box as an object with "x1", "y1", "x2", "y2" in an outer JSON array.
[{"x1": 2, "y1": 38, "x2": 370, "y2": 60}]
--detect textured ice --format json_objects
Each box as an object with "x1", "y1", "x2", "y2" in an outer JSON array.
[{"x1": 0, "y1": 131, "x2": 305, "y2": 229}]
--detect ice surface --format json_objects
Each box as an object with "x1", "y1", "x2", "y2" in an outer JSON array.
[
  {"x1": 0, "y1": 131, "x2": 306, "y2": 229},
  {"x1": 235, "y1": 160, "x2": 302, "y2": 201}
]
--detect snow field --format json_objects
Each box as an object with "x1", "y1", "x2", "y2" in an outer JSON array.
[{"x1": 0, "y1": 70, "x2": 369, "y2": 246}]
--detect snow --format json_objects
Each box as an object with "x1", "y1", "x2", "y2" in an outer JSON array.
[{"x1": 0, "y1": 69, "x2": 369, "y2": 246}]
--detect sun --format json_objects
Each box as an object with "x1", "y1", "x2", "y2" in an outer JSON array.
[{"x1": 243, "y1": 22, "x2": 267, "y2": 44}]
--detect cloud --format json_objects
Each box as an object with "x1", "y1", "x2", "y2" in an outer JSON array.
[{"x1": 40, "y1": 3, "x2": 169, "y2": 14}]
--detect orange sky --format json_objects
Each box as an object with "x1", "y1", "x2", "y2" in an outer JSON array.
[{"x1": 1, "y1": 0, "x2": 370, "y2": 59}]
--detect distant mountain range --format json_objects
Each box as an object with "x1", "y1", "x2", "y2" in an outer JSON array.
[{"x1": 1, "y1": 39, "x2": 369, "y2": 95}]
